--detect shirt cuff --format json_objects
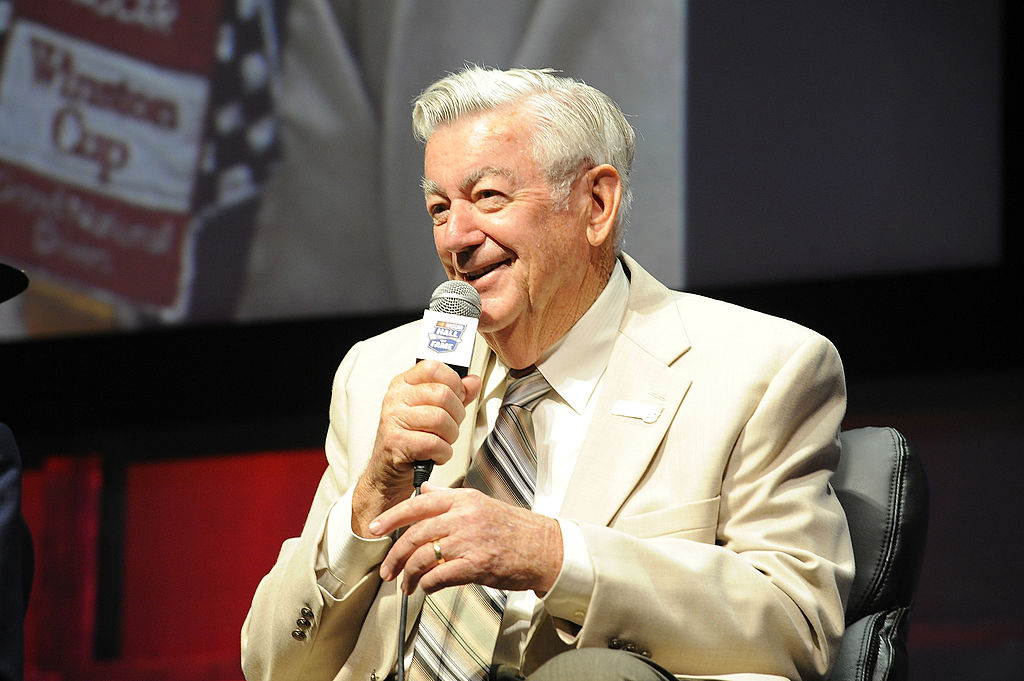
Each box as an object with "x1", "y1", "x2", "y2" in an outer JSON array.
[
  {"x1": 315, "y1": 486, "x2": 392, "y2": 596},
  {"x1": 540, "y1": 518, "x2": 595, "y2": 626}
]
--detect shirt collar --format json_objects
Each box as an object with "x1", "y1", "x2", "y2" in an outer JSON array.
[{"x1": 481, "y1": 261, "x2": 629, "y2": 413}]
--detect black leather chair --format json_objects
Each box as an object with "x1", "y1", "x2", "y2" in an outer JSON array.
[{"x1": 827, "y1": 427, "x2": 929, "y2": 681}]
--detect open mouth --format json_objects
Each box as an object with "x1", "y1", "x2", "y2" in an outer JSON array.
[{"x1": 464, "y1": 259, "x2": 511, "y2": 282}]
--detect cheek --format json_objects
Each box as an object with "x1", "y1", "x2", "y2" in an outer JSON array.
[
  {"x1": 532, "y1": 222, "x2": 583, "y2": 272},
  {"x1": 521, "y1": 243, "x2": 571, "y2": 305},
  {"x1": 433, "y1": 228, "x2": 450, "y2": 259}
]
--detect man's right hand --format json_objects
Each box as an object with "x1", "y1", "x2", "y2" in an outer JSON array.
[{"x1": 351, "y1": 360, "x2": 481, "y2": 538}]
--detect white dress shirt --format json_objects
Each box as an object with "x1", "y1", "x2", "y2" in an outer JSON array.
[
  {"x1": 486, "y1": 261, "x2": 628, "y2": 664},
  {"x1": 318, "y1": 261, "x2": 630, "y2": 670}
]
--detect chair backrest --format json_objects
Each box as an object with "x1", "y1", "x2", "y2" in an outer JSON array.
[{"x1": 827, "y1": 427, "x2": 929, "y2": 681}]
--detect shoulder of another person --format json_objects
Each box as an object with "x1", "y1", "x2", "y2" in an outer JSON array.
[{"x1": 0, "y1": 422, "x2": 16, "y2": 455}]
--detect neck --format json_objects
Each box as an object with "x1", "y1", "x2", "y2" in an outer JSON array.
[{"x1": 484, "y1": 255, "x2": 615, "y2": 370}]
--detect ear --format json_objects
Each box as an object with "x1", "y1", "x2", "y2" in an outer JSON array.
[{"x1": 585, "y1": 164, "x2": 622, "y2": 247}]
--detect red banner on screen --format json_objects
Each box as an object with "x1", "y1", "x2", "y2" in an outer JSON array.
[
  {"x1": 0, "y1": 0, "x2": 225, "y2": 312},
  {"x1": 0, "y1": 164, "x2": 193, "y2": 307},
  {"x1": 16, "y1": 0, "x2": 221, "y2": 74}
]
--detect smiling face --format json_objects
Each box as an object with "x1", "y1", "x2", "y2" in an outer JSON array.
[{"x1": 423, "y1": 106, "x2": 618, "y2": 368}]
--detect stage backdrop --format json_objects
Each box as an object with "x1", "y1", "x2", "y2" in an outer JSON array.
[{"x1": 0, "y1": 0, "x2": 1000, "y2": 340}]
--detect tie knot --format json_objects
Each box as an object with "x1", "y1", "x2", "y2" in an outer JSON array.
[{"x1": 503, "y1": 367, "x2": 551, "y2": 411}]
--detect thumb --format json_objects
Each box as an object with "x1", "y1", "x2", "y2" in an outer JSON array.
[{"x1": 461, "y1": 374, "x2": 483, "y2": 406}]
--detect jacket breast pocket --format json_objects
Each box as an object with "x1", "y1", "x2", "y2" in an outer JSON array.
[{"x1": 614, "y1": 495, "x2": 720, "y2": 543}]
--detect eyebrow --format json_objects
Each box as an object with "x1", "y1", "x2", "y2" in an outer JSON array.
[{"x1": 422, "y1": 166, "x2": 517, "y2": 199}]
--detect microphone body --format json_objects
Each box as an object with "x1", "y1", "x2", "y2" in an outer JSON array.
[{"x1": 413, "y1": 281, "x2": 482, "y2": 485}]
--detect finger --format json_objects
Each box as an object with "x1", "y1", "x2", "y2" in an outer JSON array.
[
  {"x1": 371, "y1": 422, "x2": 456, "y2": 474},
  {"x1": 400, "y1": 534, "x2": 481, "y2": 595},
  {"x1": 394, "y1": 401, "x2": 462, "y2": 445},
  {"x1": 398, "y1": 430, "x2": 458, "y2": 467},
  {"x1": 408, "y1": 377, "x2": 468, "y2": 413},
  {"x1": 413, "y1": 532, "x2": 476, "y2": 594},
  {"x1": 418, "y1": 558, "x2": 470, "y2": 594},
  {"x1": 409, "y1": 360, "x2": 470, "y2": 402},
  {"x1": 375, "y1": 380, "x2": 468, "y2": 472},
  {"x1": 385, "y1": 373, "x2": 465, "y2": 421},
  {"x1": 400, "y1": 537, "x2": 453, "y2": 594},
  {"x1": 378, "y1": 514, "x2": 448, "y2": 582},
  {"x1": 369, "y1": 486, "x2": 452, "y2": 539},
  {"x1": 392, "y1": 377, "x2": 469, "y2": 445},
  {"x1": 461, "y1": 374, "x2": 483, "y2": 406}
]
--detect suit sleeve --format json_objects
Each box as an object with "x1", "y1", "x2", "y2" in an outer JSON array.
[
  {"x1": 569, "y1": 334, "x2": 854, "y2": 680},
  {"x1": 241, "y1": 341, "x2": 389, "y2": 681},
  {"x1": 1, "y1": 425, "x2": 27, "y2": 681}
]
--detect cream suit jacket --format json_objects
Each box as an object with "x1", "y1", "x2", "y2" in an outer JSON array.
[{"x1": 241, "y1": 255, "x2": 855, "y2": 681}]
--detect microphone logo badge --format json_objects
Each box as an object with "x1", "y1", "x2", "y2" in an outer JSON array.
[{"x1": 427, "y1": 320, "x2": 467, "y2": 353}]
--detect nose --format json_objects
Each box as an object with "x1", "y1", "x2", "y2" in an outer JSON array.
[{"x1": 436, "y1": 199, "x2": 485, "y2": 255}]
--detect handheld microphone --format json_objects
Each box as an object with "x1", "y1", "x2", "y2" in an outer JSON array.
[{"x1": 413, "y1": 280, "x2": 482, "y2": 487}]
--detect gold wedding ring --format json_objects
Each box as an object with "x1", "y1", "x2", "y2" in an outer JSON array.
[{"x1": 432, "y1": 540, "x2": 445, "y2": 565}]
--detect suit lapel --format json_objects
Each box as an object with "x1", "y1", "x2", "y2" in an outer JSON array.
[
  {"x1": 560, "y1": 255, "x2": 693, "y2": 527},
  {"x1": 437, "y1": 256, "x2": 694, "y2": 526},
  {"x1": 559, "y1": 336, "x2": 690, "y2": 526}
]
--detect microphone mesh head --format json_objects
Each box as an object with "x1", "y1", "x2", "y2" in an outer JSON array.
[{"x1": 429, "y1": 280, "x2": 482, "y2": 319}]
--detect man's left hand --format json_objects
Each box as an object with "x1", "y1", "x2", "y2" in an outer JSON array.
[{"x1": 368, "y1": 483, "x2": 564, "y2": 595}]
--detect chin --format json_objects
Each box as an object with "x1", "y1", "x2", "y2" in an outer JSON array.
[
  {"x1": 475, "y1": 311, "x2": 503, "y2": 334},
  {"x1": 476, "y1": 302, "x2": 511, "y2": 335},
  {"x1": 476, "y1": 286, "x2": 527, "y2": 331}
]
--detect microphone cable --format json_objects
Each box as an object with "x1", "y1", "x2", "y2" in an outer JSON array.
[
  {"x1": 396, "y1": 467, "x2": 430, "y2": 681},
  {"x1": 397, "y1": 279, "x2": 480, "y2": 681}
]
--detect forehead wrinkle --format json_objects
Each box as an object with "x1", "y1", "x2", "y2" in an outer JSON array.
[
  {"x1": 462, "y1": 166, "x2": 517, "y2": 192},
  {"x1": 422, "y1": 165, "x2": 518, "y2": 200}
]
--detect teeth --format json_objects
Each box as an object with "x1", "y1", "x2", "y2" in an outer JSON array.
[{"x1": 467, "y1": 260, "x2": 507, "y2": 280}]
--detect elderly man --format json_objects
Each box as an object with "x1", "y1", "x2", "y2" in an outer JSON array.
[{"x1": 242, "y1": 66, "x2": 853, "y2": 681}]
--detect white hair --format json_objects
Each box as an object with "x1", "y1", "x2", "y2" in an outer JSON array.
[{"x1": 412, "y1": 65, "x2": 635, "y2": 244}]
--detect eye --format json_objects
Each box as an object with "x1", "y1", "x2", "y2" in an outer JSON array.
[
  {"x1": 427, "y1": 200, "x2": 449, "y2": 223},
  {"x1": 473, "y1": 188, "x2": 507, "y2": 208}
]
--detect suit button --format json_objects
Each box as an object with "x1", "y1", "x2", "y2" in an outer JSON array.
[
  {"x1": 640, "y1": 649, "x2": 651, "y2": 658},
  {"x1": 297, "y1": 617, "x2": 311, "y2": 629},
  {"x1": 608, "y1": 638, "x2": 624, "y2": 649},
  {"x1": 624, "y1": 642, "x2": 638, "y2": 653},
  {"x1": 301, "y1": 607, "x2": 315, "y2": 620},
  {"x1": 291, "y1": 629, "x2": 307, "y2": 641}
]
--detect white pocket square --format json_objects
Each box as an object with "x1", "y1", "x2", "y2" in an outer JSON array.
[{"x1": 611, "y1": 400, "x2": 663, "y2": 424}]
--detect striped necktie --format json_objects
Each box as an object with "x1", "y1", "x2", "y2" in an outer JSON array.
[{"x1": 407, "y1": 367, "x2": 552, "y2": 681}]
